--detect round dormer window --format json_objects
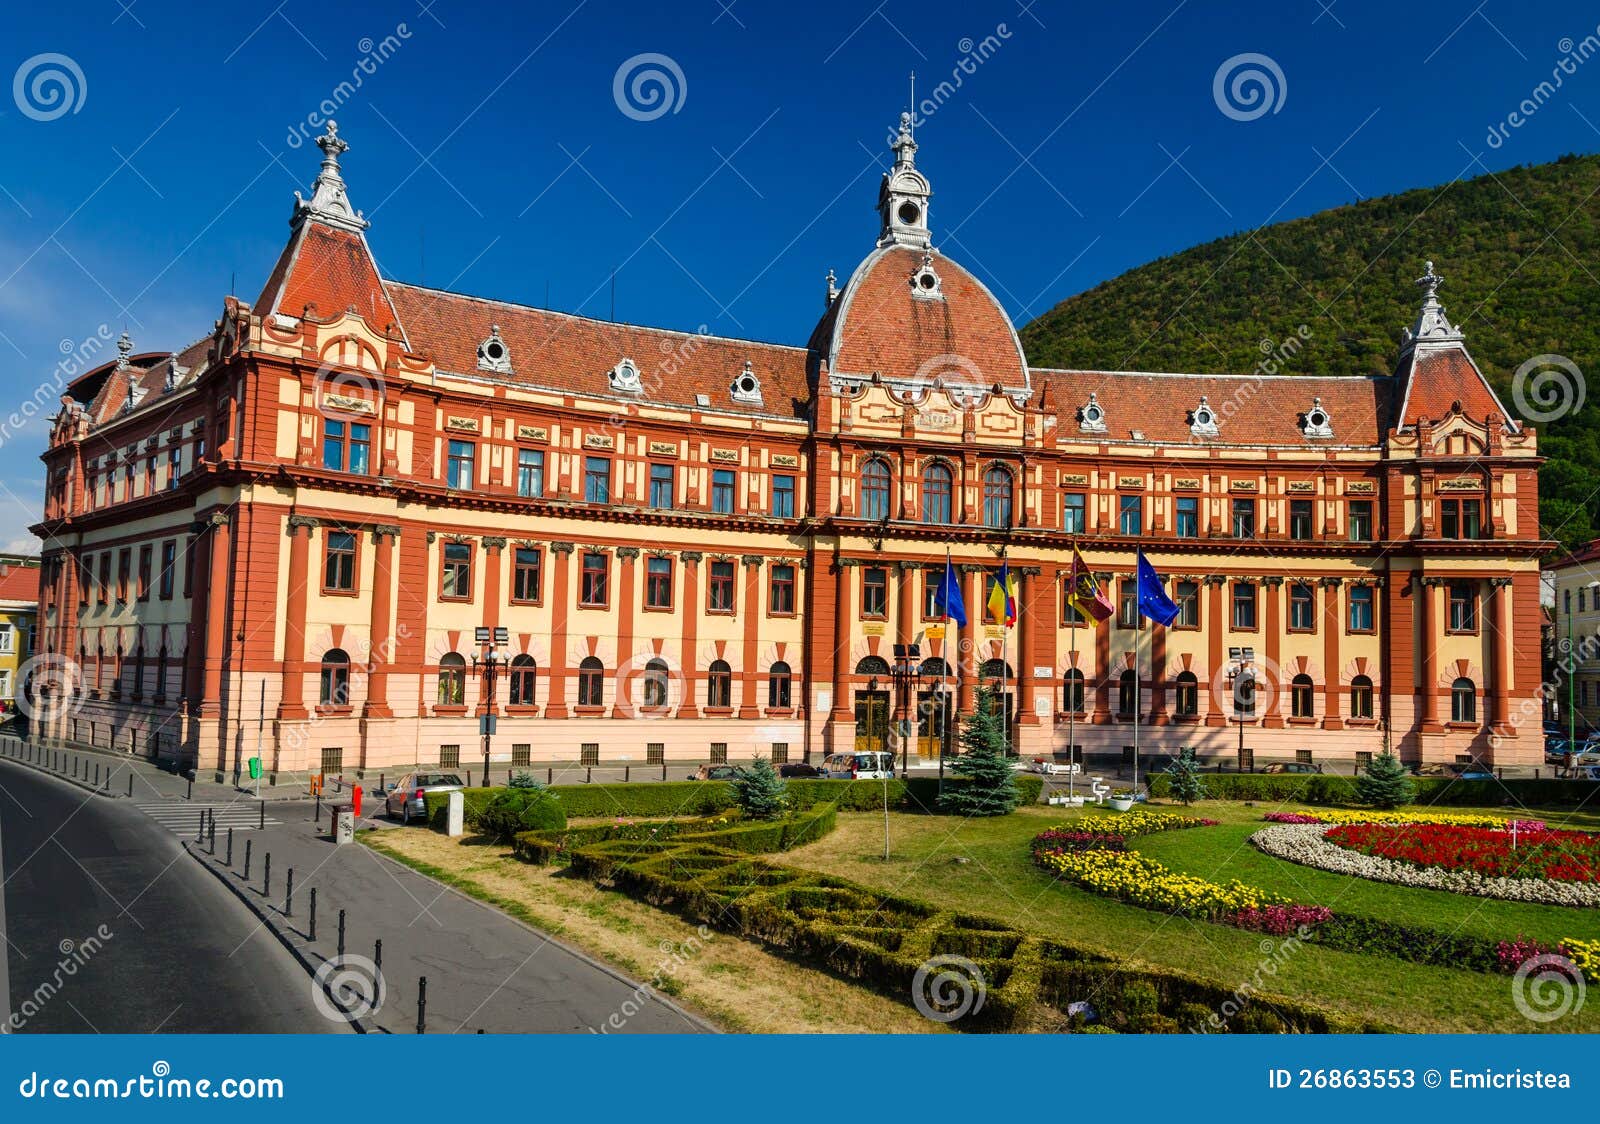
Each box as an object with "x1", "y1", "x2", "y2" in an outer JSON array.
[
  {"x1": 1308, "y1": 409, "x2": 1327, "y2": 429},
  {"x1": 483, "y1": 339, "x2": 506, "y2": 363},
  {"x1": 1195, "y1": 408, "x2": 1212, "y2": 426},
  {"x1": 737, "y1": 374, "x2": 758, "y2": 396},
  {"x1": 1084, "y1": 404, "x2": 1102, "y2": 423},
  {"x1": 898, "y1": 201, "x2": 921, "y2": 225},
  {"x1": 918, "y1": 272, "x2": 938, "y2": 290}
]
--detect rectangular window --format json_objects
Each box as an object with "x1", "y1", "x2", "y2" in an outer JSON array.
[
  {"x1": 324, "y1": 531, "x2": 357, "y2": 592},
  {"x1": 323, "y1": 420, "x2": 370, "y2": 472},
  {"x1": 709, "y1": 743, "x2": 728, "y2": 765},
  {"x1": 646, "y1": 743, "x2": 664, "y2": 765},
  {"x1": 1062, "y1": 492, "x2": 1087, "y2": 533},
  {"x1": 1348, "y1": 499, "x2": 1373, "y2": 543},
  {"x1": 1288, "y1": 583, "x2": 1315, "y2": 630},
  {"x1": 1231, "y1": 498, "x2": 1255, "y2": 539},
  {"x1": 1119, "y1": 495, "x2": 1141, "y2": 536},
  {"x1": 168, "y1": 447, "x2": 181, "y2": 489},
  {"x1": 441, "y1": 542, "x2": 472, "y2": 600},
  {"x1": 1439, "y1": 498, "x2": 1482, "y2": 540},
  {"x1": 1232, "y1": 582, "x2": 1257, "y2": 630},
  {"x1": 1118, "y1": 580, "x2": 1140, "y2": 629},
  {"x1": 708, "y1": 560, "x2": 736, "y2": 612},
  {"x1": 117, "y1": 549, "x2": 131, "y2": 603},
  {"x1": 516, "y1": 449, "x2": 544, "y2": 498},
  {"x1": 584, "y1": 456, "x2": 611, "y2": 504},
  {"x1": 321, "y1": 747, "x2": 345, "y2": 773},
  {"x1": 512, "y1": 547, "x2": 542, "y2": 603},
  {"x1": 158, "y1": 540, "x2": 177, "y2": 599},
  {"x1": 144, "y1": 456, "x2": 156, "y2": 496},
  {"x1": 645, "y1": 556, "x2": 673, "y2": 609},
  {"x1": 771, "y1": 743, "x2": 789, "y2": 764},
  {"x1": 512, "y1": 744, "x2": 531, "y2": 767},
  {"x1": 98, "y1": 554, "x2": 111, "y2": 605},
  {"x1": 136, "y1": 544, "x2": 152, "y2": 601},
  {"x1": 1175, "y1": 580, "x2": 1200, "y2": 628},
  {"x1": 1348, "y1": 585, "x2": 1374, "y2": 632},
  {"x1": 1448, "y1": 581, "x2": 1478, "y2": 632},
  {"x1": 579, "y1": 744, "x2": 600, "y2": 766},
  {"x1": 123, "y1": 463, "x2": 134, "y2": 501},
  {"x1": 439, "y1": 745, "x2": 460, "y2": 768},
  {"x1": 769, "y1": 563, "x2": 795, "y2": 614},
  {"x1": 580, "y1": 552, "x2": 609, "y2": 607},
  {"x1": 711, "y1": 469, "x2": 736, "y2": 514},
  {"x1": 648, "y1": 463, "x2": 675, "y2": 509},
  {"x1": 446, "y1": 439, "x2": 475, "y2": 490},
  {"x1": 1289, "y1": 499, "x2": 1313, "y2": 540},
  {"x1": 1175, "y1": 496, "x2": 1198, "y2": 538},
  {"x1": 862, "y1": 566, "x2": 888, "y2": 618},
  {"x1": 771, "y1": 474, "x2": 796, "y2": 518}
]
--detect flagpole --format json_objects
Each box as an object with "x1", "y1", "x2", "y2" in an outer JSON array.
[
  {"x1": 1133, "y1": 579, "x2": 1141, "y2": 799},
  {"x1": 1067, "y1": 539, "x2": 1077, "y2": 803},
  {"x1": 941, "y1": 544, "x2": 951, "y2": 792}
]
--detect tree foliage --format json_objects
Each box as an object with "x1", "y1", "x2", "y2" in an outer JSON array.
[
  {"x1": 1354, "y1": 752, "x2": 1416, "y2": 810},
  {"x1": 1163, "y1": 746, "x2": 1208, "y2": 806},
  {"x1": 731, "y1": 755, "x2": 788, "y2": 820},
  {"x1": 939, "y1": 682, "x2": 1019, "y2": 816}
]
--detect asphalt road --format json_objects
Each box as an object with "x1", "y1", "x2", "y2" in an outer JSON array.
[{"x1": 0, "y1": 760, "x2": 339, "y2": 1033}]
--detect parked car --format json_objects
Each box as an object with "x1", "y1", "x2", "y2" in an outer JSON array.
[
  {"x1": 778, "y1": 762, "x2": 822, "y2": 778},
  {"x1": 1445, "y1": 762, "x2": 1495, "y2": 781},
  {"x1": 1546, "y1": 739, "x2": 1574, "y2": 765},
  {"x1": 385, "y1": 772, "x2": 465, "y2": 825},
  {"x1": 685, "y1": 764, "x2": 739, "y2": 781},
  {"x1": 819, "y1": 751, "x2": 896, "y2": 779},
  {"x1": 1261, "y1": 762, "x2": 1322, "y2": 775}
]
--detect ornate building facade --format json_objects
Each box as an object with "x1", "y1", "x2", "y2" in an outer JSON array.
[{"x1": 31, "y1": 117, "x2": 1546, "y2": 779}]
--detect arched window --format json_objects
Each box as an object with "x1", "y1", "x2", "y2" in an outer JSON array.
[
  {"x1": 1291, "y1": 673, "x2": 1315, "y2": 718},
  {"x1": 921, "y1": 462, "x2": 953, "y2": 524},
  {"x1": 509, "y1": 654, "x2": 537, "y2": 706},
  {"x1": 1451, "y1": 677, "x2": 1476, "y2": 723},
  {"x1": 861, "y1": 457, "x2": 891, "y2": 521},
  {"x1": 980, "y1": 658, "x2": 1011, "y2": 684},
  {"x1": 707, "y1": 659, "x2": 733, "y2": 709},
  {"x1": 641, "y1": 658, "x2": 670, "y2": 711},
  {"x1": 1063, "y1": 668, "x2": 1086, "y2": 714},
  {"x1": 578, "y1": 656, "x2": 605, "y2": 708},
  {"x1": 855, "y1": 655, "x2": 891, "y2": 678},
  {"x1": 1174, "y1": 671, "x2": 1198, "y2": 717},
  {"x1": 1118, "y1": 669, "x2": 1137, "y2": 716},
  {"x1": 320, "y1": 649, "x2": 350, "y2": 706},
  {"x1": 919, "y1": 657, "x2": 950, "y2": 679},
  {"x1": 1349, "y1": 674, "x2": 1374, "y2": 719},
  {"x1": 982, "y1": 466, "x2": 1013, "y2": 529},
  {"x1": 768, "y1": 660, "x2": 792, "y2": 709},
  {"x1": 437, "y1": 652, "x2": 466, "y2": 706}
]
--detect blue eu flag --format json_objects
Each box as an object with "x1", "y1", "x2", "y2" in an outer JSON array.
[
  {"x1": 1136, "y1": 550, "x2": 1180, "y2": 627},
  {"x1": 934, "y1": 557, "x2": 967, "y2": 626}
]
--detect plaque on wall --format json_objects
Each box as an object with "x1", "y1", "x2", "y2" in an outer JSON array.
[
  {"x1": 1438, "y1": 477, "x2": 1484, "y2": 492},
  {"x1": 710, "y1": 448, "x2": 741, "y2": 463},
  {"x1": 1229, "y1": 479, "x2": 1259, "y2": 492},
  {"x1": 1346, "y1": 481, "x2": 1376, "y2": 494},
  {"x1": 862, "y1": 622, "x2": 885, "y2": 636},
  {"x1": 516, "y1": 425, "x2": 548, "y2": 442},
  {"x1": 1287, "y1": 480, "x2": 1316, "y2": 493},
  {"x1": 1117, "y1": 475, "x2": 1144, "y2": 489},
  {"x1": 445, "y1": 415, "x2": 480, "y2": 432},
  {"x1": 648, "y1": 440, "x2": 679, "y2": 457},
  {"x1": 1172, "y1": 477, "x2": 1201, "y2": 490},
  {"x1": 584, "y1": 433, "x2": 615, "y2": 449},
  {"x1": 1062, "y1": 473, "x2": 1089, "y2": 486},
  {"x1": 323, "y1": 394, "x2": 374, "y2": 414},
  {"x1": 771, "y1": 454, "x2": 799, "y2": 468}
]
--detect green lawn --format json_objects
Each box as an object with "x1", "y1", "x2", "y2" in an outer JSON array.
[{"x1": 779, "y1": 800, "x2": 1600, "y2": 1033}]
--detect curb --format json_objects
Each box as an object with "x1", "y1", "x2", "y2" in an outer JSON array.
[
  {"x1": 0, "y1": 748, "x2": 124, "y2": 799},
  {"x1": 183, "y1": 840, "x2": 373, "y2": 1034},
  {"x1": 356, "y1": 831, "x2": 718, "y2": 1034}
]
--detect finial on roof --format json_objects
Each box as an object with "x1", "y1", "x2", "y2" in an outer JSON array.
[
  {"x1": 115, "y1": 331, "x2": 132, "y2": 370},
  {"x1": 877, "y1": 107, "x2": 933, "y2": 249},
  {"x1": 164, "y1": 352, "x2": 182, "y2": 393},
  {"x1": 825, "y1": 268, "x2": 838, "y2": 308},
  {"x1": 1401, "y1": 257, "x2": 1463, "y2": 350},
  {"x1": 892, "y1": 110, "x2": 917, "y2": 170},
  {"x1": 291, "y1": 119, "x2": 369, "y2": 233}
]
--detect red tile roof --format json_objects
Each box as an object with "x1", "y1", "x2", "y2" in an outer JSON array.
[
  {"x1": 1395, "y1": 344, "x2": 1510, "y2": 427},
  {"x1": 256, "y1": 222, "x2": 403, "y2": 339},
  {"x1": 84, "y1": 337, "x2": 210, "y2": 426},
  {"x1": 1033, "y1": 369, "x2": 1392, "y2": 447},
  {"x1": 388, "y1": 284, "x2": 812, "y2": 419},
  {"x1": 0, "y1": 563, "x2": 39, "y2": 605}
]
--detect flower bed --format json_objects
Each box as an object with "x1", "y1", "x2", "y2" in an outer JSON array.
[
  {"x1": 1268, "y1": 808, "x2": 1529, "y2": 829},
  {"x1": 1250, "y1": 823, "x2": 1600, "y2": 908},
  {"x1": 1326, "y1": 822, "x2": 1599, "y2": 883},
  {"x1": 1033, "y1": 848, "x2": 1294, "y2": 918},
  {"x1": 1029, "y1": 811, "x2": 1218, "y2": 856}
]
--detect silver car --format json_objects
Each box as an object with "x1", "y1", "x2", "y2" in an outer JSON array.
[{"x1": 385, "y1": 772, "x2": 465, "y2": 825}]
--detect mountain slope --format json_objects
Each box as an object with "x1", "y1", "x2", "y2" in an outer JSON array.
[{"x1": 1020, "y1": 153, "x2": 1600, "y2": 551}]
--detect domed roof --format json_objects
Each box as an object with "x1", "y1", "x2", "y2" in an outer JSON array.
[{"x1": 814, "y1": 245, "x2": 1031, "y2": 394}]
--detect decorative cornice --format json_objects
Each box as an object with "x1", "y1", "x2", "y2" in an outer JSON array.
[
  {"x1": 373, "y1": 524, "x2": 401, "y2": 542},
  {"x1": 482, "y1": 536, "x2": 508, "y2": 551},
  {"x1": 681, "y1": 551, "x2": 704, "y2": 563},
  {"x1": 616, "y1": 546, "x2": 641, "y2": 560},
  {"x1": 286, "y1": 514, "x2": 320, "y2": 532},
  {"x1": 741, "y1": 554, "x2": 765, "y2": 568},
  {"x1": 1261, "y1": 575, "x2": 1285, "y2": 588},
  {"x1": 550, "y1": 541, "x2": 576, "y2": 555}
]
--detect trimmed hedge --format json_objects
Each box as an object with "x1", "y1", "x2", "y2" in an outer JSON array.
[
  {"x1": 423, "y1": 786, "x2": 501, "y2": 830},
  {"x1": 512, "y1": 803, "x2": 840, "y2": 866},
  {"x1": 1146, "y1": 772, "x2": 1595, "y2": 808},
  {"x1": 474, "y1": 789, "x2": 567, "y2": 842}
]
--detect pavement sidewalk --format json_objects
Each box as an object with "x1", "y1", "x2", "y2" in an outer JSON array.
[{"x1": 185, "y1": 801, "x2": 710, "y2": 1034}]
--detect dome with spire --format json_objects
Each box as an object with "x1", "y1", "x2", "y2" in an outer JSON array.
[{"x1": 809, "y1": 115, "x2": 1030, "y2": 395}]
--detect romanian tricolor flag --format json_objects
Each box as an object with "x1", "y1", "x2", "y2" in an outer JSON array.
[
  {"x1": 1064, "y1": 545, "x2": 1114, "y2": 623},
  {"x1": 987, "y1": 561, "x2": 1018, "y2": 627}
]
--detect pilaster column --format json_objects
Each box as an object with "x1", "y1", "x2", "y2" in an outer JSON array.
[
  {"x1": 1489, "y1": 576, "x2": 1514, "y2": 733},
  {"x1": 363, "y1": 525, "x2": 399, "y2": 718},
  {"x1": 612, "y1": 547, "x2": 639, "y2": 719},
  {"x1": 1261, "y1": 576, "x2": 1285, "y2": 728},
  {"x1": 1419, "y1": 575, "x2": 1444, "y2": 733},
  {"x1": 830, "y1": 558, "x2": 857, "y2": 722},
  {"x1": 1017, "y1": 567, "x2": 1040, "y2": 726},
  {"x1": 1092, "y1": 571, "x2": 1113, "y2": 723},
  {"x1": 278, "y1": 514, "x2": 317, "y2": 720},
  {"x1": 958, "y1": 563, "x2": 981, "y2": 715},
  {"x1": 545, "y1": 542, "x2": 574, "y2": 718},
  {"x1": 198, "y1": 512, "x2": 233, "y2": 719},
  {"x1": 894, "y1": 561, "x2": 916, "y2": 722},
  {"x1": 1204, "y1": 576, "x2": 1227, "y2": 726},
  {"x1": 478, "y1": 537, "x2": 507, "y2": 718},
  {"x1": 738, "y1": 555, "x2": 762, "y2": 718},
  {"x1": 676, "y1": 551, "x2": 702, "y2": 719},
  {"x1": 1321, "y1": 577, "x2": 1343, "y2": 729}
]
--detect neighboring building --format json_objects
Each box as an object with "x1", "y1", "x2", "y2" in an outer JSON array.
[
  {"x1": 0, "y1": 556, "x2": 41, "y2": 709},
  {"x1": 32, "y1": 117, "x2": 1547, "y2": 778},
  {"x1": 1546, "y1": 541, "x2": 1600, "y2": 735}
]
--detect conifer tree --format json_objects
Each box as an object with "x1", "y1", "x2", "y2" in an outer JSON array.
[
  {"x1": 1164, "y1": 746, "x2": 1208, "y2": 806},
  {"x1": 1354, "y1": 751, "x2": 1415, "y2": 809},
  {"x1": 731, "y1": 755, "x2": 788, "y2": 819},
  {"x1": 938, "y1": 682, "x2": 1019, "y2": 816}
]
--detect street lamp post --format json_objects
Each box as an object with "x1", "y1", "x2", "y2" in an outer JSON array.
[
  {"x1": 1225, "y1": 646, "x2": 1256, "y2": 773},
  {"x1": 891, "y1": 643, "x2": 921, "y2": 778},
  {"x1": 471, "y1": 626, "x2": 511, "y2": 786}
]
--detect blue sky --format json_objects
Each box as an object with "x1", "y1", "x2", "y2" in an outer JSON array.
[{"x1": 1, "y1": 0, "x2": 1597, "y2": 549}]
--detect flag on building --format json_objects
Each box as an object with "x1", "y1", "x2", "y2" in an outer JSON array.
[
  {"x1": 1064, "y1": 546, "x2": 1114, "y2": 623},
  {"x1": 1135, "y1": 549, "x2": 1180, "y2": 626},
  {"x1": 932, "y1": 556, "x2": 967, "y2": 626},
  {"x1": 987, "y1": 561, "x2": 1018, "y2": 627}
]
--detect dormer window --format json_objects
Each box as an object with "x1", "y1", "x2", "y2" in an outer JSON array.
[
  {"x1": 609, "y1": 357, "x2": 643, "y2": 394},
  {"x1": 477, "y1": 325, "x2": 512, "y2": 374},
  {"x1": 1302, "y1": 396, "x2": 1333, "y2": 438},
  {"x1": 730, "y1": 360, "x2": 762, "y2": 404},
  {"x1": 1078, "y1": 392, "x2": 1107, "y2": 434},
  {"x1": 909, "y1": 254, "x2": 943, "y2": 300},
  {"x1": 1188, "y1": 396, "x2": 1219, "y2": 438}
]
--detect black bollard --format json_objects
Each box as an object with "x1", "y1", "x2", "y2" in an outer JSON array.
[
  {"x1": 586, "y1": 767, "x2": 592, "y2": 784},
  {"x1": 315, "y1": 793, "x2": 321, "y2": 824},
  {"x1": 374, "y1": 938, "x2": 382, "y2": 976},
  {"x1": 285, "y1": 869, "x2": 294, "y2": 917},
  {"x1": 186, "y1": 777, "x2": 193, "y2": 800},
  {"x1": 337, "y1": 909, "x2": 346, "y2": 958},
  {"x1": 309, "y1": 888, "x2": 317, "y2": 941},
  {"x1": 128, "y1": 773, "x2": 134, "y2": 797},
  {"x1": 227, "y1": 827, "x2": 234, "y2": 866},
  {"x1": 259, "y1": 801, "x2": 265, "y2": 830},
  {"x1": 263, "y1": 852, "x2": 271, "y2": 896},
  {"x1": 547, "y1": 767, "x2": 553, "y2": 785},
  {"x1": 662, "y1": 763, "x2": 667, "y2": 781},
  {"x1": 624, "y1": 765, "x2": 630, "y2": 783},
  {"x1": 244, "y1": 839, "x2": 253, "y2": 880},
  {"x1": 208, "y1": 816, "x2": 216, "y2": 854},
  {"x1": 197, "y1": 810, "x2": 205, "y2": 843},
  {"x1": 416, "y1": 976, "x2": 427, "y2": 1034},
  {"x1": 467, "y1": 770, "x2": 472, "y2": 788}
]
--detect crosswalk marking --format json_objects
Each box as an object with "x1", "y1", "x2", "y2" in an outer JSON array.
[{"x1": 133, "y1": 801, "x2": 281, "y2": 835}]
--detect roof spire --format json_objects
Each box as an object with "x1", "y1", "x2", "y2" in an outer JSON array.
[
  {"x1": 291, "y1": 120, "x2": 369, "y2": 232},
  {"x1": 114, "y1": 331, "x2": 132, "y2": 370},
  {"x1": 878, "y1": 107, "x2": 932, "y2": 250},
  {"x1": 1401, "y1": 258, "x2": 1463, "y2": 351}
]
